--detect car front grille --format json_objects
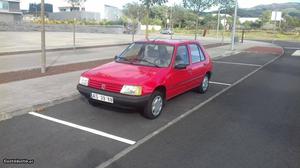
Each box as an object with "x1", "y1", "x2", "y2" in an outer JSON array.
[{"x1": 88, "y1": 79, "x2": 122, "y2": 93}]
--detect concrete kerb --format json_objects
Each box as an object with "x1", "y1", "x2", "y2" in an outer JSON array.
[
  {"x1": 0, "y1": 43, "x2": 131, "y2": 56},
  {"x1": 0, "y1": 93, "x2": 81, "y2": 122}
]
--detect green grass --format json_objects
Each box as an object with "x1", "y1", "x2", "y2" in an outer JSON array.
[{"x1": 171, "y1": 29, "x2": 300, "y2": 41}]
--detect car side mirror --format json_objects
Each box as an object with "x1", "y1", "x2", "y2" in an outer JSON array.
[
  {"x1": 175, "y1": 64, "x2": 187, "y2": 69},
  {"x1": 114, "y1": 55, "x2": 119, "y2": 60}
]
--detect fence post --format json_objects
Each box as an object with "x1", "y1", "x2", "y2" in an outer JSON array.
[{"x1": 241, "y1": 29, "x2": 245, "y2": 43}]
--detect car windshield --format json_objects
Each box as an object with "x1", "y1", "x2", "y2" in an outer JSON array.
[{"x1": 116, "y1": 42, "x2": 174, "y2": 68}]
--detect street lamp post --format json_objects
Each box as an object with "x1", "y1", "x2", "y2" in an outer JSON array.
[
  {"x1": 41, "y1": 0, "x2": 46, "y2": 73},
  {"x1": 216, "y1": 7, "x2": 220, "y2": 40},
  {"x1": 231, "y1": 0, "x2": 238, "y2": 51}
]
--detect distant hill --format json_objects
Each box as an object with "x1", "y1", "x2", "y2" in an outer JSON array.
[{"x1": 237, "y1": 2, "x2": 300, "y2": 18}]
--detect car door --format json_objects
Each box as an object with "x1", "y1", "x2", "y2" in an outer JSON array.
[
  {"x1": 167, "y1": 45, "x2": 192, "y2": 98},
  {"x1": 188, "y1": 43, "x2": 207, "y2": 89}
]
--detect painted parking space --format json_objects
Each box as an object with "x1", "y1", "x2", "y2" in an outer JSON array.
[
  {"x1": 292, "y1": 50, "x2": 300, "y2": 56},
  {"x1": 0, "y1": 113, "x2": 129, "y2": 168},
  {"x1": 40, "y1": 83, "x2": 227, "y2": 141},
  {"x1": 216, "y1": 52, "x2": 279, "y2": 66},
  {"x1": 211, "y1": 63, "x2": 258, "y2": 84},
  {"x1": 0, "y1": 51, "x2": 281, "y2": 168}
]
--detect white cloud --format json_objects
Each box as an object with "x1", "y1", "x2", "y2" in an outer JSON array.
[{"x1": 237, "y1": 0, "x2": 300, "y2": 8}]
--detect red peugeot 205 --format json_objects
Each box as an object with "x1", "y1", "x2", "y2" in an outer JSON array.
[{"x1": 77, "y1": 39, "x2": 213, "y2": 119}]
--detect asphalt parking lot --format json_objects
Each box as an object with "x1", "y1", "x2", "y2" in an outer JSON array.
[{"x1": 1, "y1": 48, "x2": 296, "y2": 168}]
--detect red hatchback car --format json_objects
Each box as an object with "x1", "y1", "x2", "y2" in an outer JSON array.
[{"x1": 77, "y1": 39, "x2": 213, "y2": 119}]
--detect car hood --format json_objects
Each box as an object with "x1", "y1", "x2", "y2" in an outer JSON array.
[{"x1": 83, "y1": 62, "x2": 168, "y2": 85}]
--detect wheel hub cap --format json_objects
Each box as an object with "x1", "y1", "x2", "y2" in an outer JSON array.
[
  {"x1": 152, "y1": 96, "x2": 163, "y2": 116},
  {"x1": 202, "y1": 76, "x2": 209, "y2": 91}
]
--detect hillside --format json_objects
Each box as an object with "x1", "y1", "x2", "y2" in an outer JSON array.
[{"x1": 238, "y1": 2, "x2": 300, "y2": 18}]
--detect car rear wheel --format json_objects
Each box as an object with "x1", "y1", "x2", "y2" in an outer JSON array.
[
  {"x1": 198, "y1": 74, "x2": 209, "y2": 94},
  {"x1": 142, "y1": 91, "x2": 164, "y2": 119}
]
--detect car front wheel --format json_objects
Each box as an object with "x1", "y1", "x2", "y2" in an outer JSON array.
[
  {"x1": 198, "y1": 74, "x2": 209, "y2": 94},
  {"x1": 142, "y1": 91, "x2": 164, "y2": 119}
]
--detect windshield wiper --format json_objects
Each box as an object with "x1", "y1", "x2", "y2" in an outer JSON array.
[
  {"x1": 115, "y1": 57, "x2": 133, "y2": 64},
  {"x1": 134, "y1": 58, "x2": 161, "y2": 68}
]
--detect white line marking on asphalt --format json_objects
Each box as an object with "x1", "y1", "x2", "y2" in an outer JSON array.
[
  {"x1": 292, "y1": 50, "x2": 300, "y2": 56},
  {"x1": 28, "y1": 112, "x2": 136, "y2": 145},
  {"x1": 213, "y1": 61, "x2": 262, "y2": 67},
  {"x1": 96, "y1": 54, "x2": 282, "y2": 168},
  {"x1": 209, "y1": 81, "x2": 231, "y2": 86}
]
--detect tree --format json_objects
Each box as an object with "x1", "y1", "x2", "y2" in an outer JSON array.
[
  {"x1": 123, "y1": 2, "x2": 146, "y2": 22},
  {"x1": 281, "y1": 14, "x2": 300, "y2": 31},
  {"x1": 219, "y1": 0, "x2": 235, "y2": 15},
  {"x1": 260, "y1": 10, "x2": 271, "y2": 24},
  {"x1": 123, "y1": 2, "x2": 146, "y2": 41},
  {"x1": 65, "y1": 0, "x2": 87, "y2": 48},
  {"x1": 140, "y1": 0, "x2": 168, "y2": 39},
  {"x1": 172, "y1": 5, "x2": 186, "y2": 28},
  {"x1": 215, "y1": 0, "x2": 235, "y2": 38},
  {"x1": 183, "y1": 0, "x2": 217, "y2": 39},
  {"x1": 151, "y1": 5, "x2": 169, "y2": 28}
]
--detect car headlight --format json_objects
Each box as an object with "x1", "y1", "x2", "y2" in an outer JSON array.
[
  {"x1": 79, "y1": 76, "x2": 89, "y2": 86},
  {"x1": 120, "y1": 85, "x2": 142, "y2": 96}
]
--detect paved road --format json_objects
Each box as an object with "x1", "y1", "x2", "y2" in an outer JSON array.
[
  {"x1": 1, "y1": 42, "x2": 299, "y2": 168},
  {"x1": 0, "y1": 42, "x2": 225, "y2": 73},
  {"x1": 0, "y1": 32, "x2": 225, "y2": 53},
  {"x1": 106, "y1": 44, "x2": 300, "y2": 168},
  {"x1": 0, "y1": 46, "x2": 127, "y2": 73}
]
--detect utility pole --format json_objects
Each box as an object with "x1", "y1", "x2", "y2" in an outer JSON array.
[
  {"x1": 231, "y1": 0, "x2": 238, "y2": 51},
  {"x1": 216, "y1": 7, "x2": 220, "y2": 40},
  {"x1": 195, "y1": 17, "x2": 199, "y2": 40},
  {"x1": 73, "y1": 18, "x2": 76, "y2": 49},
  {"x1": 41, "y1": 0, "x2": 46, "y2": 73},
  {"x1": 170, "y1": 4, "x2": 174, "y2": 39}
]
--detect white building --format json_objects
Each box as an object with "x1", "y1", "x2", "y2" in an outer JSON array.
[
  {"x1": 49, "y1": 6, "x2": 100, "y2": 21},
  {"x1": 103, "y1": 4, "x2": 121, "y2": 21},
  {"x1": 0, "y1": 0, "x2": 22, "y2": 23},
  {"x1": 239, "y1": 17, "x2": 259, "y2": 23}
]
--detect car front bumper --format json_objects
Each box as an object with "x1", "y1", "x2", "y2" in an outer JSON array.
[{"x1": 77, "y1": 84, "x2": 150, "y2": 108}]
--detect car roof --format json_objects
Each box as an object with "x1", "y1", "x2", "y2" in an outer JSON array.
[{"x1": 135, "y1": 39, "x2": 200, "y2": 46}]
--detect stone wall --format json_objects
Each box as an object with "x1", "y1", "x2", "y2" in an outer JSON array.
[{"x1": 0, "y1": 13, "x2": 22, "y2": 24}]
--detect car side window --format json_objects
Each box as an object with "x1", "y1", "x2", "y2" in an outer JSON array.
[
  {"x1": 199, "y1": 47, "x2": 206, "y2": 61},
  {"x1": 189, "y1": 44, "x2": 205, "y2": 63},
  {"x1": 175, "y1": 45, "x2": 189, "y2": 66}
]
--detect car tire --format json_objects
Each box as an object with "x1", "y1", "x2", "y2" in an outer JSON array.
[
  {"x1": 142, "y1": 91, "x2": 165, "y2": 119},
  {"x1": 198, "y1": 74, "x2": 209, "y2": 94}
]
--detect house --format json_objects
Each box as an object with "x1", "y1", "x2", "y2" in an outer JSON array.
[
  {"x1": 0, "y1": 0, "x2": 22, "y2": 23},
  {"x1": 48, "y1": 6, "x2": 100, "y2": 21}
]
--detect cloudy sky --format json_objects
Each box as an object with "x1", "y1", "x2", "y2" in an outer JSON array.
[{"x1": 20, "y1": 0, "x2": 300, "y2": 12}]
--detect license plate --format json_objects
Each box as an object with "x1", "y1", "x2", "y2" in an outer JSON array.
[{"x1": 90, "y1": 93, "x2": 114, "y2": 104}]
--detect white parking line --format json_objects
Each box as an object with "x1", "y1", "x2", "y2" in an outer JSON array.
[
  {"x1": 97, "y1": 55, "x2": 282, "y2": 168},
  {"x1": 209, "y1": 81, "x2": 231, "y2": 86},
  {"x1": 213, "y1": 61, "x2": 262, "y2": 67},
  {"x1": 28, "y1": 112, "x2": 136, "y2": 145},
  {"x1": 292, "y1": 50, "x2": 300, "y2": 57}
]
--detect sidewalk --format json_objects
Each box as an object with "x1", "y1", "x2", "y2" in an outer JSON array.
[{"x1": 0, "y1": 40, "x2": 283, "y2": 121}]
